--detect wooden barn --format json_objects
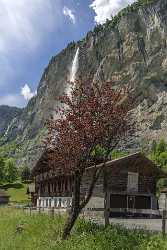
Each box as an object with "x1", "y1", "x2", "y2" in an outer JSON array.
[{"x1": 33, "y1": 152, "x2": 167, "y2": 217}]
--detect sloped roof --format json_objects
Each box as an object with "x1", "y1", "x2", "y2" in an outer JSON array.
[
  {"x1": 32, "y1": 149, "x2": 74, "y2": 176},
  {"x1": 87, "y1": 152, "x2": 167, "y2": 178},
  {"x1": 32, "y1": 149, "x2": 53, "y2": 175},
  {"x1": 33, "y1": 151, "x2": 167, "y2": 179}
]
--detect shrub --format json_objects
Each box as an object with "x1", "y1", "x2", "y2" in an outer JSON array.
[
  {"x1": 5, "y1": 158, "x2": 18, "y2": 183},
  {"x1": 0, "y1": 157, "x2": 5, "y2": 182}
]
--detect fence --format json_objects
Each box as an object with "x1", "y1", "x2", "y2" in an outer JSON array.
[
  {"x1": 23, "y1": 206, "x2": 69, "y2": 217},
  {"x1": 22, "y1": 206, "x2": 167, "y2": 235}
]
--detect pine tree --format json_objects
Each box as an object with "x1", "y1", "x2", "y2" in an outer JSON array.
[
  {"x1": 5, "y1": 158, "x2": 18, "y2": 183},
  {"x1": 151, "y1": 140, "x2": 157, "y2": 155},
  {"x1": 156, "y1": 139, "x2": 166, "y2": 156},
  {"x1": 0, "y1": 157, "x2": 5, "y2": 182}
]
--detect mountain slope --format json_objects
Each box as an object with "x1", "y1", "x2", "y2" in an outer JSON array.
[
  {"x1": 0, "y1": 105, "x2": 22, "y2": 140},
  {"x1": 1, "y1": 0, "x2": 167, "y2": 167}
]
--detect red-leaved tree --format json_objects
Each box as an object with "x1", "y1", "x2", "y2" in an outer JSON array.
[{"x1": 46, "y1": 79, "x2": 134, "y2": 239}]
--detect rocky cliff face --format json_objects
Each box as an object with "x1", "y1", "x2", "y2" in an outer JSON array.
[
  {"x1": 1, "y1": 0, "x2": 167, "y2": 167},
  {"x1": 0, "y1": 106, "x2": 22, "y2": 140}
]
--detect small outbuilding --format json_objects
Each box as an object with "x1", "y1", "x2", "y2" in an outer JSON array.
[
  {"x1": 33, "y1": 152, "x2": 167, "y2": 217},
  {"x1": 0, "y1": 189, "x2": 10, "y2": 205}
]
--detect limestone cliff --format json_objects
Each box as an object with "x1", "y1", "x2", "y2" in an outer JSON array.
[
  {"x1": 0, "y1": 105, "x2": 22, "y2": 140},
  {"x1": 1, "y1": 0, "x2": 167, "y2": 167}
]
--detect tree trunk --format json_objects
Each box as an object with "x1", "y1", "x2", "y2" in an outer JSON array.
[
  {"x1": 62, "y1": 208, "x2": 81, "y2": 240},
  {"x1": 62, "y1": 166, "x2": 105, "y2": 239},
  {"x1": 62, "y1": 170, "x2": 81, "y2": 240}
]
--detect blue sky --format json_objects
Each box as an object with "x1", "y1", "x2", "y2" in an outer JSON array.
[{"x1": 0, "y1": 0, "x2": 135, "y2": 108}]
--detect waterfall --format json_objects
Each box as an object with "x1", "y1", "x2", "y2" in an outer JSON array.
[
  {"x1": 70, "y1": 48, "x2": 79, "y2": 82},
  {"x1": 66, "y1": 48, "x2": 79, "y2": 97}
]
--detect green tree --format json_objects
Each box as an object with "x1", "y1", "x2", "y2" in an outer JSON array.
[
  {"x1": 150, "y1": 139, "x2": 167, "y2": 169},
  {"x1": 0, "y1": 157, "x2": 5, "y2": 182},
  {"x1": 156, "y1": 139, "x2": 166, "y2": 156},
  {"x1": 158, "y1": 152, "x2": 167, "y2": 168},
  {"x1": 5, "y1": 158, "x2": 18, "y2": 183},
  {"x1": 151, "y1": 140, "x2": 157, "y2": 155}
]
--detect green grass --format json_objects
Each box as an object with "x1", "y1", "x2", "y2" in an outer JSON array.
[
  {"x1": 0, "y1": 207, "x2": 167, "y2": 250},
  {"x1": 0, "y1": 182, "x2": 30, "y2": 204}
]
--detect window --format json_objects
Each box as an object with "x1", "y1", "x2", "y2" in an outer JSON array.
[
  {"x1": 127, "y1": 172, "x2": 139, "y2": 192},
  {"x1": 110, "y1": 194, "x2": 127, "y2": 208}
]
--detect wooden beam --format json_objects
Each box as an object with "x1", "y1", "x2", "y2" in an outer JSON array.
[{"x1": 104, "y1": 191, "x2": 110, "y2": 226}]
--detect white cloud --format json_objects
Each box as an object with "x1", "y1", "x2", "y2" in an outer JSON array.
[
  {"x1": 0, "y1": 0, "x2": 61, "y2": 54},
  {"x1": 21, "y1": 84, "x2": 37, "y2": 101},
  {"x1": 63, "y1": 6, "x2": 76, "y2": 24},
  {"x1": 90, "y1": 0, "x2": 135, "y2": 24},
  {"x1": 0, "y1": 94, "x2": 25, "y2": 107},
  {"x1": 0, "y1": 0, "x2": 62, "y2": 106},
  {"x1": 0, "y1": 84, "x2": 37, "y2": 107}
]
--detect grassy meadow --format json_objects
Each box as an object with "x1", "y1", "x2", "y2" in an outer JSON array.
[
  {"x1": 0, "y1": 182, "x2": 30, "y2": 205},
  {"x1": 0, "y1": 207, "x2": 167, "y2": 250}
]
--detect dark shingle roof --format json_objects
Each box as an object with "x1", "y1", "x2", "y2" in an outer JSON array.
[{"x1": 87, "y1": 152, "x2": 167, "y2": 178}]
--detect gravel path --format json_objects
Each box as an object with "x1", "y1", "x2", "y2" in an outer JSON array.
[
  {"x1": 86, "y1": 216, "x2": 165, "y2": 233},
  {"x1": 110, "y1": 218, "x2": 164, "y2": 232}
]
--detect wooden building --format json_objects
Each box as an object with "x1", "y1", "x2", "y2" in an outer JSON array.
[
  {"x1": 33, "y1": 152, "x2": 167, "y2": 217},
  {"x1": 33, "y1": 150, "x2": 73, "y2": 208}
]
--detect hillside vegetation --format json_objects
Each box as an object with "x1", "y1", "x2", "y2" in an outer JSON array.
[{"x1": 0, "y1": 207, "x2": 167, "y2": 250}]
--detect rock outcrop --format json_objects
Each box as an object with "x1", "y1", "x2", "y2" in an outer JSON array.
[
  {"x1": 0, "y1": 105, "x2": 22, "y2": 140},
  {"x1": 1, "y1": 0, "x2": 167, "y2": 167}
]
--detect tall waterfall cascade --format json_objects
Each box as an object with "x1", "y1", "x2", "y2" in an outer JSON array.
[
  {"x1": 70, "y1": 48, "x2": 79, "y2": 82},
  {"x1": 66, "y1": 48, "x2": 79, "y2": 97}
]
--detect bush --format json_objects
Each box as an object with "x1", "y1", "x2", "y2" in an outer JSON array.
[
  {"x1": 158, "y1": 152, "x2": 167, "y2": 168},
  {"x1": 5, "y1": 158, "x2": 18, "y2": 183},
  {"x1": 150, "y1": 139, "x2": 167, "y2": 168},
  {"x1": 0, "y1": 157, "x2": 5, "y2": 182},
  {"x1": 156, "y1": 139, "x2": 166, "y2": 156}
]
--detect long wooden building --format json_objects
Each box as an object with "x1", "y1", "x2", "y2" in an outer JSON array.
[{"x1": 33, "y1": 152, "x2": 167, "y2": 217}]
